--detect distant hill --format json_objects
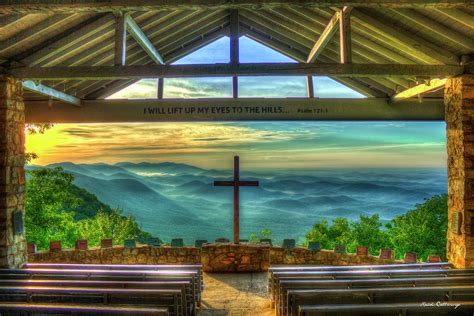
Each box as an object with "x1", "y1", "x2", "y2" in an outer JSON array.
[
  {"x1": 29, "y1": 162, "x2": 448, "y2": 243},
  {"x1": 116, "y1": 162, "x2": 206, "y2": 175}
]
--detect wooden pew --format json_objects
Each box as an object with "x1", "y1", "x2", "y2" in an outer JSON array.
[
  {"x1": 288, "y1": 285, "x2": 474, "y2": 316},
  {"x1": 25, "y1": 263, "x2": 204, "y2": 291},
  {"x1": 270, "y1": 268, "x2": 474, "y2": 302},
  {"x1": 270, "y1": 262, "x2": 452, "y2": 272},
  {"x1": 0, "y1": 268, "x2": 200, "y2": 303},
  {"x1": 277, "y1": 276, "x2": 474, "y2": 315},
  {"x1": 0, "y1": 302, "x2": 168, "y2": 315},
  {"x1": 0, "y1": 279, "x2": 192, "y2": 315},
  {"x1": 298, "y1": 301, "x2": 474, "y2": 316},
  {"x1": 268, "y1": 263, "x2": 451, "y2": 297},
  {"x1": 0, "y1": 269, "x2": 200, "y2": 315},
  {"x1": 0, "y1": 286, "x2": 183, "y2": 316}
]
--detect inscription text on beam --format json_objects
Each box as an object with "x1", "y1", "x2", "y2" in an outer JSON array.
[{"x1": 214, "y1": 156, "x2": 259, "y2": 244}]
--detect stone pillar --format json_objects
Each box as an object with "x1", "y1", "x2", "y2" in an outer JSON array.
[
  {"x1": 445, "y1": 75, "x2": 474, "y2": 268},
  {"x1": 0, "y1": 75, "x2": 27, "y2": 268}
]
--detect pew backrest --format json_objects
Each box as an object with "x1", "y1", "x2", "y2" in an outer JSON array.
[
  {"x1": 298, "y1": 301, "x2": 474, "y2": 316},
  {"x1": 0, "y1": 302, "x2": 169, "y2": 315}
]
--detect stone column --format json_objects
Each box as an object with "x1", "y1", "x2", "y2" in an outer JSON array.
[
  {"x1": 445, "y1": 75, "x2": 474, "y2": 268},
  {"x1": 0, "y1": 75, "x2": 27, "y2": 268}
]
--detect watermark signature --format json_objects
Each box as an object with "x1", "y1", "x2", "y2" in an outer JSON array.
[{"x1": 421, "y1": 302, "x2": 461, "y2": 310}]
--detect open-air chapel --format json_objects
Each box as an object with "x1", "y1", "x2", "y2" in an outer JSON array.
[{"x1": 0, "y1": 0, "x2": 474, "y2": 315}]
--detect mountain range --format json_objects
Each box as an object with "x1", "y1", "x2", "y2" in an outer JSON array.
[{"x1": 28, "y1": 162, "x2": 448, "y2": 245}]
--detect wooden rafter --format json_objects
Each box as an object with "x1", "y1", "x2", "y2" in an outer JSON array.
[
  {"x1": 10, "y1": 63, "x2": 465, "y2": 80},
  {"x1": 306, "y1": 9, "x2": 341, "y2": 63},
  {"x1": 390, "y1": 78, "x2": 447, "y2": 103},
  {"x1": 125, "y1": 14, "x2": 164, "y2": 64},
  {"x1": 1, "y1": 1, "x2": 469, "y2": 14},
  {"x1": 22, "y1": 80, "x2": 82, "y2": 106}
]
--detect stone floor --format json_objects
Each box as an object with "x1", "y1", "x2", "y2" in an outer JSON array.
[{"x1": 198, "y1": 272, "x2": 273, "y2": 315}]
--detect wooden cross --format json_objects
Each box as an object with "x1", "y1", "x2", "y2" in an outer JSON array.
[{"x1": 214, "y1": 156, "x2": 259, "y2": 244}]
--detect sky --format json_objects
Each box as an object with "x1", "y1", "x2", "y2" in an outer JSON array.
[{"x1": 26, "y1": 36, "x2": 448, "y2": 170}]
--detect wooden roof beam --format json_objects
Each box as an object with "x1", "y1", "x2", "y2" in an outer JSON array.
[
  {"x1": 114, "y1": 13, "x2": 126, "y2": 66},
  {"x1": 307, "y1": 8, "x2": 342, "y2": 63},
  {"x1": 2, "y1": 1, "x2": 470, "y2": 14},
  {"x1": 24, "y1": 98, "x2": 445, "y2": 124},
  {"x1": 339, "y1": 7, "x2": 352, "y2": 64},
  {"x1": 22, "y1": 80, "x2": 82, "y2": 106},
  {"x1": 125, "y1": 14, "x2": 164, "y2": 64},
  {"x1": 10, "y1": 63, "x2": 465, "y2": 80},
  {"x1": 390, "y1": 78, "x2": 447, "y2": 103}
]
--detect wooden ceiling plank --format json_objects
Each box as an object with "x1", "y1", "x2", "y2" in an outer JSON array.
[
  {"x1": 351, "y1": 8, "x2": 459, "y2": 65},
  {"x1": 20, "y1": 14, "x2": 115, "y2": 66},
  {"x1": 433, "y1": 8, "x2": 474, "y2": 30},
  {"x1": 0, "y1": 14, "x2": 77, "y2": 54},
  {"x1": 392, "y1": 8, "x2": 474, "y2": 51}
]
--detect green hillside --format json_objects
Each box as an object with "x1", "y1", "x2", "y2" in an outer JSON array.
[
  {"x1": 68, "y1": 185, "x2": 114, "y2": 220},
  {"x1": 25, "y1": 167, "x2": 158, "y2": 250}
]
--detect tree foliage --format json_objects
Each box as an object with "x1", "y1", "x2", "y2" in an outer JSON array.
[
  {"x1": 305, "y1": 195, "x2": 448, "y2": 260},
  {"x1": 25, "y1": 167, "x2": 155, "y2": 250}
]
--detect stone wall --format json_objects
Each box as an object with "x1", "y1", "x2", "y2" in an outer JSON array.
[
  {"x1": 30, "y1": 246, "x2": 201, "y2": 264},
  {"x1": 201, "y1": 243, "x2": 270, "y2": 272},
  {"x1": 30, "y1": 243, "x2": 408, "y2": 271},
  {"x1": 0, "y1": 75, "x2": 26, "y2": 269},
  {"x1": 269, "y1": 248, "x2": 400, "y2": 266},
  {"x1": 445, "y1": 75, "x2": 474, "y2": 268}
]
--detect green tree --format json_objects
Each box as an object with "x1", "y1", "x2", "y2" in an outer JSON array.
[
  {"x1": 304, "y1": 219, "x2": 330, "y2": 248},
  {"x1": 77, "y1": 209, "x2": 146, "y2": 247},
  {"x1": 387, "y1": 194, "x2": 447, "y2": 261},
  {"x1": 25, "y1": 167, "x2": 81, "y2": 249},
  {"x1": 25, "y1": 123, "x2": 53, "y2": 163},
  {"x1": 261, "y1": 227, "x2": 272, "y2": 239},
  {"x1": 349, "y1": 214, "x2": 390, "y2": 255}
]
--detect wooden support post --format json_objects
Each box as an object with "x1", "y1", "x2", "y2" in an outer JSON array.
[
  {"x1": 307, "y1": 76, "x2": 314, "y2": 98},
  {"x1": 339, "y1": 7, "x2": 352, "y2": 64},
  {"x1": 230, "y1": 10, "x2": 239, "y2": 98},
  {"x1": 114, "y1": 13, "x2": 126, "y2": 66},
  {"x1": 157, "y1": 78, "x2": 164, "y2": 99}
]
